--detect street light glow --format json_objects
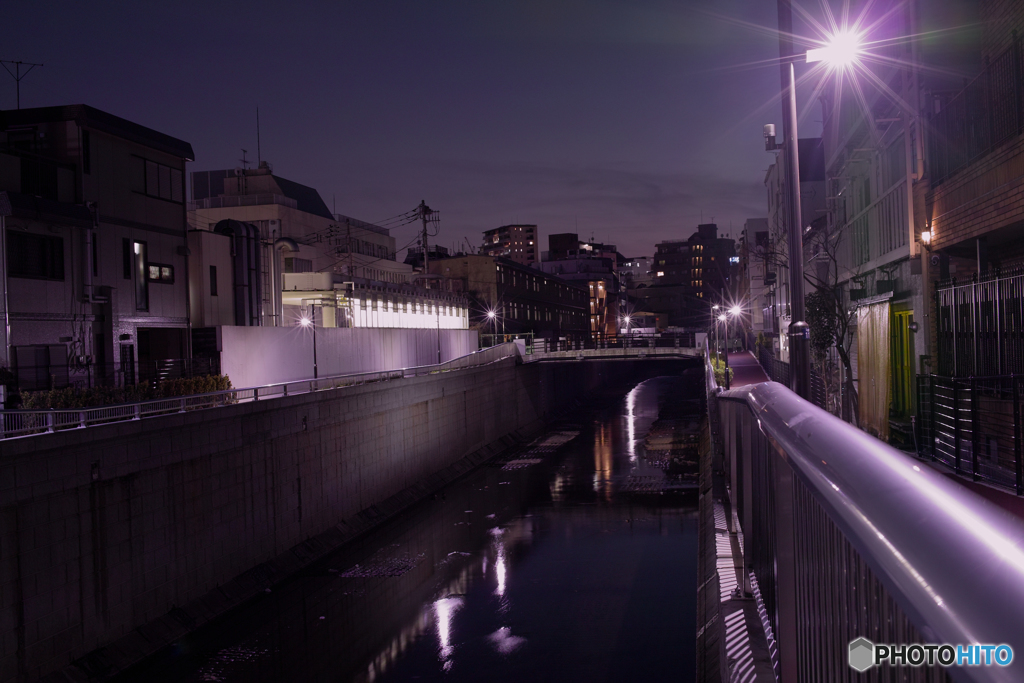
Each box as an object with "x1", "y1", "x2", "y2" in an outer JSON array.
[
  {"x1": 299, "y1": 317, "x2": 311, "y2": 327},
  {"x1": 730, "y1": 306, "x2": 741, "y2": 316},
  {"x1": 807, "y1": 30, "x2": 863, "y2": 68},
  {"x1": 717, "y1": 314, "x2": 727, "y2": 322},
  {"x1": 487, "y1": 310, "x2": 496, "y2": 319}
]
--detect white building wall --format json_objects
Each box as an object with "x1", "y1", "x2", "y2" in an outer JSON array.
[{"x1": 217, "y1": 326, "x2": 478, "y2": 388}]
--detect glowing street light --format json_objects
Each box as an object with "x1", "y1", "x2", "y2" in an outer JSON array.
[
  {"x1": 729, "y1": 305, "x2": 742, "y2": 317},
  {"x1": 806, "y1": 31, "x2": 864, "y2": 68}
]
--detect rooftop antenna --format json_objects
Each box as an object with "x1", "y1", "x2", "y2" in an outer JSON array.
[
  {"x1": 240, "y1": 149, "x2": 250, "y2": 169},
  {"x1": 256, "y1": 106, "x2": 261, "y2": 165},
  {"x1": 0, "y1": 60, "x2": 44, "y2": 109}
]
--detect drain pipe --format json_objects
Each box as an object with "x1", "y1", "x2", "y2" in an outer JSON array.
[
  {"x1": 273, "y1": 237, "x2": 299, "y2": 326},
  {"x1": 1, "y1": 215, "x2": 9, "y2": 368}
]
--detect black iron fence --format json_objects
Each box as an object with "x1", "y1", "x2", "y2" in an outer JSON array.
[
  {"x1": 917, "y1": 374, "x2": 1022, "y2": 494},
  {"x1": 756, "y1": 346, "x2": 827, "y2": 410},
  {"x1": 935, "y1": 266, "x2": 1024, "y2": 377},
  {"x1": 929, "y1": 32, "x2": 1024, "y2": 186}
]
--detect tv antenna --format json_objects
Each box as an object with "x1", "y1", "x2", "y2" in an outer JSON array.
[
  {"x1": 0, "y1": 60, "x2": 44, "y2": 109},
  {"x1": 240, "y1": 149, "x2": 250, "y2": 169}
]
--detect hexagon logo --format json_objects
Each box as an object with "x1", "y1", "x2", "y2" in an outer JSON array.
[{"x1": 848, "y1": 637, "x2": 876, "y2": 672}]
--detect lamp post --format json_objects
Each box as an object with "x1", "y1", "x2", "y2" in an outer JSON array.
[
  {"x1": 718, "y1": 313, "x2": 730, "y2": 389},
  {"x1": 769, "y1": 18, "x2": 864, "y2": 400},
  {"x1": 300, "y1": 313, "x2": 318, "y2": 379}
]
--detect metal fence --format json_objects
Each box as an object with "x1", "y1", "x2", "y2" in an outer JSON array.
[
  {"x1": 935, "y1": 267, "x2": 1024, "y2": 378},
  {"x1": 715, "y1": 380, "x2": 1024, "y2": 682},
  {"x1": 757, "y1": 346, "x2": 827, "y2": 410},
  {"x1": 929, "y1": 33, "x2": 1024, "y2": 186},
  {"x1": 917, "y1": 374, "x2": 1022, "y2": 494},
  {"x1": 0, "y1": 343, "x2": 519, "y2": 441},
  {"x1": 539, "y1": 332, "x2": 698, "y2": 352}
]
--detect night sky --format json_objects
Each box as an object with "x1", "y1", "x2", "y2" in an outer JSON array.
[{"x1": 0, "y1": 1, "x2": 978, "y2": 259}]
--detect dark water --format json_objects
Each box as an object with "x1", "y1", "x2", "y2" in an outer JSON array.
[{"x1": 125, "y1": 375, "x2": 701, "y2": 683}]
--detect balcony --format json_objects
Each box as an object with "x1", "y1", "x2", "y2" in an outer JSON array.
[{"x1": 188, "y1": 193, "x2": 297, "y2": 211}]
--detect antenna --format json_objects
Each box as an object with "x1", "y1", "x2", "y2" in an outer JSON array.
[
  {"x1": 240, "y1": 149, "x2": 249, "y2": 169},
  {"x1": 0, "y1": 60, "x2": 44, "y2": 109},
  {"x1": 256, "y1": 107, "x2": 261, "y2": 165}
]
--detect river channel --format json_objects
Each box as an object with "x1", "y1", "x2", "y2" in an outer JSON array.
[{"x1": 122, "y1": 374, "x2": 703, "y2": 683}]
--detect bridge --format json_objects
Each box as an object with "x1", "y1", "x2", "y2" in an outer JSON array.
[{"x1": 701, "y1": 351, "x2": 1024, "y2": 682}]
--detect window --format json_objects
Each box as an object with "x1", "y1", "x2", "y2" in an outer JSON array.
[
  {"x1": 133, "y1": 241, "x2": 148, "y2": 311},
  {"x1": 132, "y1": 156, "x2": 183, "y2": 203},
  {"x1": 7, "y1": 232, "x2": 64, "y2": 280},
  {"x1": 210, "y1": 265, "x2": 218, "y2": 296},
  {"x1": 148, "y1": 263, "x2": 174, "y2": 283}
]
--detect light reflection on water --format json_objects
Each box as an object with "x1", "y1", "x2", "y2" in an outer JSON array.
[{"x1": 127, "y1": 375, "x2": 701, "y2": 683}]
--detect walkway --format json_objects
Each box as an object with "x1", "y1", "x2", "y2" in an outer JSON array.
[{"x1": 726, "y1": 351, "x2": 770, "y2": 389}]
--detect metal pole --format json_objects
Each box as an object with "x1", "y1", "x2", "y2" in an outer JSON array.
[
  {"x1": 312, "y1": 310, "x2": 318, "y2": 379},
  {"x1": 784, "y1": 61, "x2": 811, "y2": 399}
]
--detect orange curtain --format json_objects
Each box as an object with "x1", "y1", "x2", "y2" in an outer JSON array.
[{"x1": 857, "y1": 302, "x2": 890, "y2": 441}]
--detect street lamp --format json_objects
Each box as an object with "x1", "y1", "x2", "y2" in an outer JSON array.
[
  {"x1": 717, "y1": 312, "x2": 730, "y2": 390},
  {"x1": 300, "y1": 314, "x2": 318, "y2": 379},
  {"x1": 768, "y1": 28, "x2": 864, "y2": 401}
]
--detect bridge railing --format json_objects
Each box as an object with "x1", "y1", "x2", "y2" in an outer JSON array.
[
  {"x1": 716, "y1": 380, "x2": 1024, "y2": 682},
  {"x1": 0, "y1": 343, "x2": 520, "y2": 441}
]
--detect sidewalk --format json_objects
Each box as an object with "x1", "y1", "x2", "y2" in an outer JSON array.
[{"x1": 725, "y1": 351, "x2": 770, "y2": 389}]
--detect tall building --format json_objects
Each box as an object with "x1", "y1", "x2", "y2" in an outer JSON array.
[
  {"x1": 481, "y1": 224, "x2": 539, "y2": 266},
  {"x1": 0, "y1": 105, "x2": 194, "y2": 390}
]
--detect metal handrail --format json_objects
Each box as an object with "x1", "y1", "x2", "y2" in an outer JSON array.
[
  {"x1": 717, "y1": 381, "x2": 1024, "y2": 681},
  {"x1": 0, "y1": 343, "x2": 519, "y2": 441}
]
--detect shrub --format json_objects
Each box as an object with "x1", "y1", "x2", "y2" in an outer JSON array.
[
  {"x1": 709, "y1": 356, "x2": 733, "y2": 387},
  {"x1": 19, "y1": 374, "x2": 233, "y2": 410}
]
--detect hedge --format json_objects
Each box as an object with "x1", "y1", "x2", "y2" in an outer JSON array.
[{"x1": 19, "y1": 374, "x2": 233, "y2": 410}]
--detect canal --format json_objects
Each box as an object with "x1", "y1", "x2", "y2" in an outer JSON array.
[{"x1": 122, "y1": 374, "x2": 702, "y2": 683}]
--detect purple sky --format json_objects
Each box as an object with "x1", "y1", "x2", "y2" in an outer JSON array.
[{"x1": 0, "y1": 1, "x2": 979, "y2": 259}]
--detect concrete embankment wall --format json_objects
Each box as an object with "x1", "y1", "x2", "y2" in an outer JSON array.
[
  {"x1": 217, "y1": 326, "x2": 479, "y2": 388},
  {"x1": 0, "y1": 357, "x2": 698, "y2": 682}
]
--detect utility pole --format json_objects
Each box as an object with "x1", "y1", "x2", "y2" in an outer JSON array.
[
  {"x1": 0, "y1": 60, "x2": 44, "y2": 109},
  {"x1": 419, "y1": 200, "x2": 433, "y2": 279},
  {"x1": 777, "y1": 0, "x2": 811, "y2": 400}
]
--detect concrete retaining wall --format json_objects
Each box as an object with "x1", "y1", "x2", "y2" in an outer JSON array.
[
  {"x1": 217, "y1": 326, "x2": 479, "y2": 388},
  {"x1": 0, "y1": 357, "x2": 698, "y2": 681}
]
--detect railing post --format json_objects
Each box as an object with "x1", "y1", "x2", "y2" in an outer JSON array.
[
  {"x1": 134, "y1": 403, "x2": 141, "y2": 421},
  {"x1": 47, "y1": 410, "x2": 55, "y2": 433},
  {"x1": 929, "y1": 376, "x2": 937, "y2": 460},
  {"x1": 179, "y1": 398, "x2": 186, "y2": 414},
  {"x1": 1014, "y1": 375, "x2": 1022, "y2": 496},
  {"x1": 283, "y1": 384, "x2": 288, "y2": 397},
  {"x1": 79, "y1": 411, "x2": 86, "y2": 429},
  {"x1": 971, "y1": 376, "x2": 980, "y2": 481},
  {"x1": 253, "y1": 387, "x2": 259, "y2": 401},
  {"x1": 774, "y1": 450, "x2": 799, "y2": 681},
  {"x1": 953, "y1": 381, "x2": 962, "y2": 473}
]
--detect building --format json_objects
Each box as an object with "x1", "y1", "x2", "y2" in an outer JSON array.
[
  {"x1": 428, "y1": 254, "x2": 588, "y2": 341},
  {"x1": 739, "y1": 218, "x2": 770, "y2": 342},
  {"x1": 0, "y1": 104, "x2": 195, "y2": 391},
  {"x1": 536, "y1": 233, "x2": 621, "y2": 338},
  {"x1": 761, "y1": 139, "x2": 825, "y2": 361},
  {"x1": 403, "y1": 244, "x2": 450, "y2": 271},
  {"x1": 481, "y1": 224, "x2": 539, "y2": 266},
  {"x1": 190, "y1": 164, "x2": 414, "y2": 290},
  {"x1": 620, "y1": 256, "x2": 654, "y2": 289},
  {"x1": 639, "y1": 224, "x2": 737, "y2": 328}
]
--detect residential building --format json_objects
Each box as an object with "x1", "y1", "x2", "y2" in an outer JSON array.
[
  {"x1": 739, "y1": 218, "x2": 770, "y2": 342},
  {"x1": 620, "y1": 256, "x2": 654, "y2": 289},
  {"x1": 0, "y1": 104, "x2": 194, "y2": 390},
  {"x1": 481, "y1": 224, "x2": 539, "y2": 266},
  {"x1": 762, "y1": 139, "x2": 825, "y2": 361},
  {"x1": 536, "y1": 233, "x2": 621, "y2": 338},
  {"x1": 428, "y1": 254, "x2": 588, "y2": 341}
]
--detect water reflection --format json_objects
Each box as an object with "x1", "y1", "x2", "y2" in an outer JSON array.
[{"x1": 125, "y1": 375, "x2": 702, "y2": 683}]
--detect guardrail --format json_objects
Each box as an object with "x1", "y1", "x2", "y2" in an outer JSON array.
[
  {"x1": 716, "y1": 380, "x2": 1024, "y2": 681},
  {"x1": 0, "y1": 343, "x2": 519, "y2": 441}
]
